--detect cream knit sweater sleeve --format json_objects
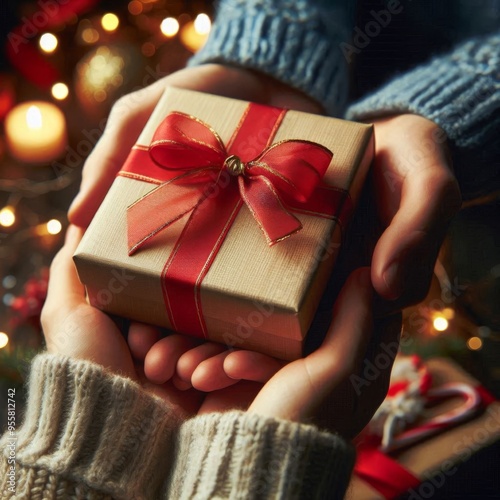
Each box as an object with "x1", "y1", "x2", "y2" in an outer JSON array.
[{"x1": 1, "y1": 354, "x2": 355, "y2": 499}]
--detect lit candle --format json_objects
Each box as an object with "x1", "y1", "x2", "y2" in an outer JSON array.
[{"x1": 5, "y1": 101, "x2": 67, "y2": 164}]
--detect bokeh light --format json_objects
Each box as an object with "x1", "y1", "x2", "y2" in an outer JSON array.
[
  {"x1": 51, "y1": 82, "x2": 69, "y2": 100},
  {"x1": 467, "y1": 337, "x2": 483, "y2": 351},
  {"x1": 128, "y1": 1, "x2": 143, "y2": 15},
  {"x1": 0, "y1": 332, "x2": 9, "y2": 349},
  {"x1": 39, "y1": 33, "x2": 58, "y2": 53},
  {"x1": 161, "y1": 17, "x2": 179, "y2": 37},
  {"x1": 0, "y1": 206, "x2": 15, "y2": 227},
  {"x1": 433, "y1": 316, "x2": 449, "y2": 332},
  {"x1": 46, "y1": 219, "x2": 62, "y2": 235},
  {"x1": 101, "y1": 13, "x2": 120, "y2": 32},
  {"x1": 194, "y1": 13, "x2": 211, "y2": 35}
]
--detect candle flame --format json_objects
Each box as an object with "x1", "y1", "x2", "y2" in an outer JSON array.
[{"x1": 27, "y1": 105, "x2": 43, "y2": 129}]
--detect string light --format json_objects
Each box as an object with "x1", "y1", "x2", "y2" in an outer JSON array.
[
  {"x1": 433, "y1": 316, "x2": 449, "y2": 332},
  {"x1": 39, "y1": 33, "x2": 58, "y2": 53},
  {"x1": 0, "y1": 332, "x2": 9, "y2": 349},
  {"x1": 161, "y1": 17, "x2": 179, "y2": 37},
  {"x1": 46, "y1": 219, "x2": 62, "y2": 235},
  {"x1": 0, "y1": 206, "x2": 16, "y2": 227},
  {"x1": 51, "y1": 82, "x2": 69, "y2": 100},
  {"x1": 101, "y1": 13, "x2": 120, "y2": 32},
  {"x1": 467, "y1": 337, "x2": 483, "y2": 351}
]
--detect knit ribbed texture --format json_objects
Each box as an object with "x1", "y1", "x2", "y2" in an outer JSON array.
[
  {"x1": 1, "y1": 355, "x2": 356, "y2": 499},
  {"x1": 0, "y1": 354, "x2": 179, "y2": 499},
  {"x1": 346, "y1": 32, "x2": 500, "y2": 149},
  {"x1": 168, "y1": 411, "x2": 355, "y2": 500},
  {"x1": 189, "y1": 0, "x2": 353, "y2": 116}
]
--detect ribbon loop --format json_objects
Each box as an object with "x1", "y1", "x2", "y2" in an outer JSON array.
[{"x1": 127, "y1": 110, "x2": 333, "y2": 254}]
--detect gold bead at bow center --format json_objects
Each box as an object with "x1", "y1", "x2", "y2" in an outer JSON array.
[{"x1": 224, "y1": 155, "x2": 246, "y2": 176}]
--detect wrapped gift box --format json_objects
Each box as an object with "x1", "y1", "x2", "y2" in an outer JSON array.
[
  {"x1": 349, "y1": 357, "x2": 500, "y2": 499},
  {"x1": 74, "y1": 88, "x2": 373, "y2": 360}
]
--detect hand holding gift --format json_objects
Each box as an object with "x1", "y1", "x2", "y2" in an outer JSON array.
[
  {"x1": 68, "y1": 65, "x2": 461, "y2": 309},
  {"x1": 42, "y1": 227, "x2": 400, "y2": 439}
]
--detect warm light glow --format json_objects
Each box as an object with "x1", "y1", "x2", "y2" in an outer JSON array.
[
  {"x1": 467, "y1": 337, "x2": 483, "y2": 351},
  {"x1": 0, "y1": 332, "x2": 9, "y2": 349},
  {"x1": 101, "y1": 13, "x2": 120, "y2": 32},
  {"x1": 442, "y1": 307, "x2": 455, "y2": 320},
  {"x1": 0, "y1": 206, "x2": 16, "y2": 227},
  {"x1": 433, "y1": 316, "x2": 449, "y2": 332},
  {"x1": 194, "y1": 13, "x2": 211, "y2": 35},
  {"x1": 39, "y1": 33, "x2": 58, "y2": 53},
  {"x1": 51, "y1": 82, "x2": 69, "y2": 100},
  {"x1": 5, "y1": 102, "x2": 67, "y2": 164},
  {"x1": 82, "y1": 28, "x2": 100, "y2": 44},
  {"x1": 46, "y1": 219, "x2": 62, "y2": 235},
  {"x1": 27, "y1": 105, "x2": 43, "y2": 129},
  {"x1": 128, "y1": 1, "x2": 143, "y2": 15},
  {"x1": 161, "y1": 17, "x2": 179, "y2": 37}
]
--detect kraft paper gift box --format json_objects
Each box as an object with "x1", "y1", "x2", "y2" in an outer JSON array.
[
  {"x1": 348, "y1": 358, "x2": 500, "y2": 499},
  {"x1": 74, "y1": 88, "x2": 373, "y2": 360}
]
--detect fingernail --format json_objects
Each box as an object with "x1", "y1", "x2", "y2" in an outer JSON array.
[{"x1": 383, "y1": 261, "x2": 403, "y2": 300}]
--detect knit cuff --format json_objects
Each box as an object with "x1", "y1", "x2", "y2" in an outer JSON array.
[
  {"x1": 0, "y1": 354, "x2": 179, "y2": 499},
  {"x1": 189, "y1": 0, "x2": 352, "y2": 116},
  {"x1": 168, "y1": 411, "x2": 355, "y2": 500},
  {"x1": 346, "y1": 32, "x2": 500, "y2": 150}
]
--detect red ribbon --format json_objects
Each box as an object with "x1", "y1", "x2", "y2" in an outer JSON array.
[
  {"x1": 126, "y1": 110, "x2": 333, "y2": 254},
  {"x1": 120, "y1": 103, "x2": 350, "y2": 337},
  {"x1": 354, "y1": 384, "x2": 498, "y2": 499},
  {"x1": 354, "y1": 447, "x2": 421, "y2": 499}
]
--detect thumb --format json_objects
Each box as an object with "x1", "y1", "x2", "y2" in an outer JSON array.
[
  {"x1": 372, "y1": 160, "x2": 461, "y2": 306},
  {"x1": 248, "y1": 268, "x2": 373, "y2": 423}
]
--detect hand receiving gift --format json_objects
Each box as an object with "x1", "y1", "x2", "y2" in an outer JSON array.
[{"x1": 43, "y1": 225, "x2": 400, "y2": 438}]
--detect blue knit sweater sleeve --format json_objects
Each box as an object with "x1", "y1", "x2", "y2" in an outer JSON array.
[
  {"x1": 346, "y1": 32, "x2": 500, "y2": 150},
  {"x1": 345, "y1": 32, "x2": 500, "y2": 197},
  {"x1": 189, "y1": 0, "x2": 354, "y2": 116}
]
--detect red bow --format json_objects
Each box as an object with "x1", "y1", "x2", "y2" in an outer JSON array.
[{"x1": 127, "y1": 112, "x2": 333, "y2": 255}]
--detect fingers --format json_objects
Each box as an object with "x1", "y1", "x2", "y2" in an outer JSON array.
[
  {"x1": 248, "y1": 268, "x2": 374, "y2": 423},
  {"x1": 369, "y1": 115, "x2": 462, "y2": 306},
  {"x1": 176, "y1": 342, "x2": 228, "y2": 388},
  {"x1": 373, "y1": 164, "x2": 460, "y2": 305},
  {"x1": 144, "y1": 334, "x2": 200, "y2": 384},
  {"x1": 128, "y1": 322, "x2": 162, "y2": 361},
  {"x1": 42, "y1": 225, "x2": 85, "y2": 320},
  {"x1": 223, "y1": 350, "x2": 284, "y2": 383},
  {"x1": 142, "y1": 334, "x2": 240, "y2": 392},
  {"x1": 191, "y1": 351, "x2": 236, "y2": 391},
  {"x1": 306, "y1": 268, "x2": 374, "y2": 398}
]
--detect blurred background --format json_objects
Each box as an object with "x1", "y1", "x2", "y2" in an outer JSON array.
[
  {"x1": 0, "y1": 0, "x2": 214, "y2": 408},
  {"x1": 0, "y1": 0, "x2": 499, "y2": 497}
]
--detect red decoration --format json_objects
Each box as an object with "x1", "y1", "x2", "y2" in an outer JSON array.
[{"x1": 120, "y1": 103, "x2": 351, "y2": 338}]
